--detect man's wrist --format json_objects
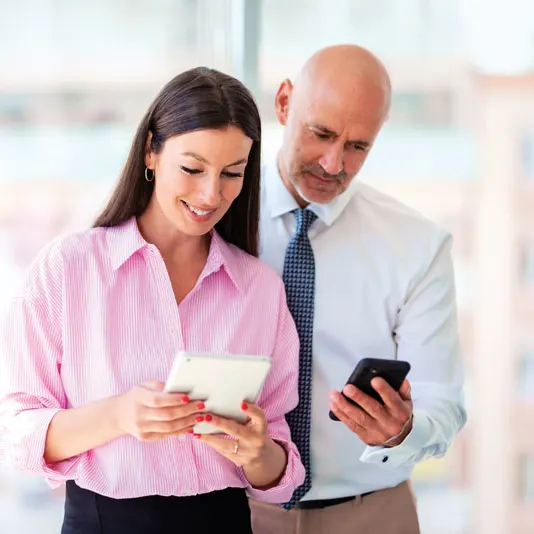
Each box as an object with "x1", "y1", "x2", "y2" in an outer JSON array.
[{"x1": 382, "y1": 414, "x2": 413, "y2": 448}]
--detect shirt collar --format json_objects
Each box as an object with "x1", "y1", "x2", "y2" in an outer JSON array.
[
  {"x1": 263, "y1": 154, "x2": 360, "y2": 226},
  {"x1": 107, "y1": 217, "x2": 242, "y2": 292},
  {"x1": 107, "y1": 217, "x2": 146, "y2": 270},
  {"x1": 202, "y1": 230, "x2": 243, "y2": 293}
]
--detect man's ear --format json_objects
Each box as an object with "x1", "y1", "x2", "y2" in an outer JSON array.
[{"x1": 274, "y1": 79, "x2": 293, "y2": 126}]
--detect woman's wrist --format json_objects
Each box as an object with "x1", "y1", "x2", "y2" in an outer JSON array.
[
  {"x1": 105, "y1": 394, "x2": 127, "y2": 439},
  {"x1": 243, "y1": 438, "x2": 288, "y2": 489}
]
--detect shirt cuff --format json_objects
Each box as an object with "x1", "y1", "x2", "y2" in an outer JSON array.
[
  {"x1": 4, "y1": 408, "x2": 81, "y2": 486},
  {"x1": 359, "y1": 410, "x2": 432, "y2": 468},
  {"x1": 243, "y1": 436, "x2": 305, "y2": 503}
]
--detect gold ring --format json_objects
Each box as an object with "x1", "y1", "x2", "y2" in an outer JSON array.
[{"x1": 233, "y1": 441, "x2": 239, "y2": 455}]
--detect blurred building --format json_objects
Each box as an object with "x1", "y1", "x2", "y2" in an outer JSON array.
[{"x1": 468, "y1": 72, "x2": 534, "y2": 534}]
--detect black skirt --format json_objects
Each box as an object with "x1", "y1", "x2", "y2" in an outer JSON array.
[{"x1": 61, "y1": 480, "x2": 252, "y2": 534}]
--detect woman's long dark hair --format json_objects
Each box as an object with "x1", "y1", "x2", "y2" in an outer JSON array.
[{"x1": 93, "y1": 67, "x2": 261, "y2": 257}]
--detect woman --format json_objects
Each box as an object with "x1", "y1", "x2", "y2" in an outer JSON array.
[{"x1": 0, "y1": 67, "x2": 304, "y2": 533}]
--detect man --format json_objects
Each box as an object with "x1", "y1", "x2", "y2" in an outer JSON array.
[{"x1": 251, "y1": 45, "x2": 466, "y2": 534}]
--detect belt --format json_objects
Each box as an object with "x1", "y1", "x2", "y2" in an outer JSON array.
[{"x1": 296, "y1": 491, "x2": 374, "y2": 510}]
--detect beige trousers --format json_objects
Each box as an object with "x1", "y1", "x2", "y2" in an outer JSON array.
[{"x1": 250, "y1": 481, "x2": 420, "y2": 534}]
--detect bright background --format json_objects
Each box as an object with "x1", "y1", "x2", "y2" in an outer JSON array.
[{"x1": 2, "y1": 1, "x2": 534, "y2": 533}]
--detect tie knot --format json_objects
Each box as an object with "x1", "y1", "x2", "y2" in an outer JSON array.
[{"x1": 294, "y1": 209, "x2": 317, "y2": 236}]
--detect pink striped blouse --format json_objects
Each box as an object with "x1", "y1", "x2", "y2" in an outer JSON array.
[{"x1": 0, "y1": 217, "x2": 304, "y2": 502}]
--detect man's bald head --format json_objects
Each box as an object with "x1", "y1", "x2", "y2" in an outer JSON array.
[
  {"x1": 275, "y1": 45, "x2": 392, "y2": 206},
  {"x1": 293, "y1": 45, "x2": 391, "y2": 117}
]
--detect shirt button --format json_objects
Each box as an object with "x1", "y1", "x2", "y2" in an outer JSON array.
[{"x1": 382, "y1": 456, "x2": 389, "y2": 463}]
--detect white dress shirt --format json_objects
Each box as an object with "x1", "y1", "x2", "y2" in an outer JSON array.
[{"x1": 259, "y1": 159, "x2": 467, "y2": 501}]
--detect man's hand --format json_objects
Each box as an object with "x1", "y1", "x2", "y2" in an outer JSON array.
[{"x1": 329, "y1": 378, "x2": 413, "y2": 447}]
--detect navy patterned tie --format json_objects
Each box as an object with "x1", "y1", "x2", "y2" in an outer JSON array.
[{"x1": 282, "y1": 208, "x2": 317, "y2": 510}]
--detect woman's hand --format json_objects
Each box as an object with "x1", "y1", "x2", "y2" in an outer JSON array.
[
  {"x1": 194, "y1": 402, "x2": 272, "y2": 466},
  {"x1": 115, "y1": 380, "x2": 206, "y2": 441},
  {"x1": 195, "y1": 402, "x2": 288, "y2": 488}
]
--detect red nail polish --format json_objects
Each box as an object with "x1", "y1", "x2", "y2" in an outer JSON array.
[
  {"x1": 193, "y1": 433, "x2": 201, "y2": 439},
  {"x1": 186, "y1": 429, "x2": 194, "y2": 434},
  {"x1": 181, "y1": 395, "x2": 190, "y2": 403},
  {"x1": 197, "y1": 401, "x2": 205, "y2": 410},
  {"x1": 205, "y1": 414, "x2": 213, "y2": 423},
  {"x1": 196, "y1": 416, "x2": 205, "y2": 423},
  {"x1": 241, "y1": 402, "x2": 248, "y2": 411}
]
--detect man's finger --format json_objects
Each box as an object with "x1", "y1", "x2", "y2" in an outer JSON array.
[
  {"x1": 371, "y1": 378, "x2": 405, "y2": 411},
  {"x1": 398, "y1": 379, "x2": 412, "y2": 401},
  {"x1": 342, "y1": 385, "x2": 384, "y2": 420},
  {"x1": 329, "y1": 391, "x2": 373, "y2": 428},
  {"x1": 329, "y1": 401, "x2": 367, "y2": 435}
]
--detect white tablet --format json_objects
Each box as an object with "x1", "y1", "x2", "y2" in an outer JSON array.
[{"x1": 164, "y1": 351, "x2": 272, "y2": 434}]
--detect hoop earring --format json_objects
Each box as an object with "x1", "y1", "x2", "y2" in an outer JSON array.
[{"x1": 145, "y1": 167, "x2": 154, "y2": 182}]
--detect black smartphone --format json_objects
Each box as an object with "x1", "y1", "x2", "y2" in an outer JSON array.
[{"x1": 329, "y1": 358, "x2": 411, "y2": 421}]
